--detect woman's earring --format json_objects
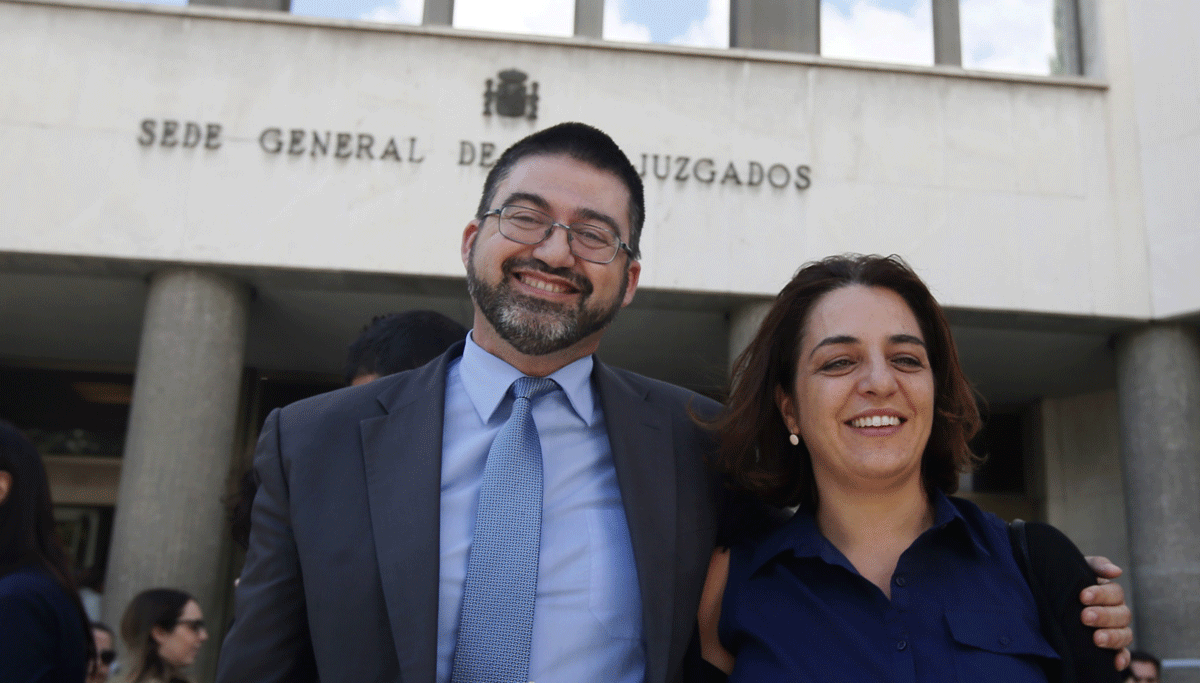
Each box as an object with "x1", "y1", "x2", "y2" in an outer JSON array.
[{"x1": 789, "y1": 433, "x2": 800, "y2": 446}]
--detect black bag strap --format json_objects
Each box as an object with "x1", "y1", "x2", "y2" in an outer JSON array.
[{"x1": 1009, "y1": 519, "x2": 1072, "y2": 683}]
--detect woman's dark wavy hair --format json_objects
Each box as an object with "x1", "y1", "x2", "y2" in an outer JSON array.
[
  {"x1": 121, "y1": 587, "x2": 195, "y2": 683},
  {"x1": 708, "y1": 254, "x2": 982, "y2": 508},
  {"x1": 0, "y1": 420, "x2": 94, "y2": 661}
]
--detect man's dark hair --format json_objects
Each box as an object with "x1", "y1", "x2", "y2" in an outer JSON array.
[
  {"x1": 344, "y1": 310, "x2": 468, "y2": 384},
  {"x1": 474, "y1": 121, "x2": 645, "y2": 260}
]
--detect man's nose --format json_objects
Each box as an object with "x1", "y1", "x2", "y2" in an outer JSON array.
[{"x1": 532, "y1": 223, "x2": 576, "y2": 267}]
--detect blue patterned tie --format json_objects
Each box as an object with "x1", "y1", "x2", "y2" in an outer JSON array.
[{"x1": 452, "y1": 376, "x2": 557, "y2": 683}]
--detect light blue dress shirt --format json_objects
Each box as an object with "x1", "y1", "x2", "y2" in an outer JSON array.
[{"x1": 436, "y1": 333, "x2": 646, "y2": 683}]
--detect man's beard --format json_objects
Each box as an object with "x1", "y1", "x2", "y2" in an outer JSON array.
[{"x1": 466, "y1": 247, "x2": 628, "y2": 356}]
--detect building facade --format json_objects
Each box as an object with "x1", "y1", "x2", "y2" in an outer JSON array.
[{"x1": 1, "y1": 0, "x2": 1197, "y2": 679}]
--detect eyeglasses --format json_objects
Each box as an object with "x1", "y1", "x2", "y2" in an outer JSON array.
[
  {"x1": 177, "y1": 618, "x2": 206, "y2": 633},
  {"x1": 97, "y1": 649, "x2": 116, "y2": 665},
  {"x1": 484, "y1": 205, "x2": 633, "y2": 265}
]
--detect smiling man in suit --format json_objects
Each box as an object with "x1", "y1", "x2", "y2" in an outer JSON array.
[{"x1": 216, "y1": 122, "x2": 1132, "y2": 683}]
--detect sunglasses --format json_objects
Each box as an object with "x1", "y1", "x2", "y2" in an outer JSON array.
[
  {"x1": 97, "y1": 649, "x2": 116, "y2": 665},
  {"x1": 177, "y1": 618, "x2": 206, "y2": 633}
]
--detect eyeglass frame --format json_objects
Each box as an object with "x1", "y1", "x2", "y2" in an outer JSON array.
[{"x1": 482, "y1": 204, "x2": 635, "y2": 265}]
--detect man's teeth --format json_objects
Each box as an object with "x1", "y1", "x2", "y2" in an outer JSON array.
[
  {"x1": 520, "y1": 275, "x2": 570, "y2": 294},
  {"x1": 850, "y1": 415, "x2": 901, "y2": 428}
]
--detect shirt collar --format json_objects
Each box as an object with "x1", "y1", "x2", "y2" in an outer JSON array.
[
  {"x1": 747, "y1": 488, "x2": 988, "y2": 575},
  {"x1": 458, "y1": 331, "x2": 596, "y2": 425}
]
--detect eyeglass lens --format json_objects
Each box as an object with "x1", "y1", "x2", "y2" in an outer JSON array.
[{"x1": 495, "y1": 206, "x2": 622, "y2": 263}]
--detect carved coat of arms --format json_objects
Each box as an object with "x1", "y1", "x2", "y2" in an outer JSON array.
[{"x1": 484, "y1": 69, "x2": 539, "y2": 120}]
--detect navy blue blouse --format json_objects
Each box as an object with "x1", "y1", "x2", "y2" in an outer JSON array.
[
  {"x1": 0, "y1": 566, "x2": 89, "y2": 683},
  {"x1": 719, "y1": 492, "x2": 1058, "y2": 683}
]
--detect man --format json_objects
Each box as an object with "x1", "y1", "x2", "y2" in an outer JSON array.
[
  {"x1": 216, "y1": 122, "x2": 1132, "y2": 683},
  {"x1": 1126, "y1": 651, "x2": 1162, "y2": 683}
]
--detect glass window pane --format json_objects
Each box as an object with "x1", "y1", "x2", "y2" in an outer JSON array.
[
  {"x1": 821, "y1": 0, "x2": 934, "y2": 66},
  {"x1": 107, "y1": 0, "x2": 185, "y2": 5},
  {"x1": 292, "y1": 0, "x2": 422, "y2": 25},
  {"x1": 960, "y1": 0, "x2": 1067, "y2": 75},
  {"x1": 603, "y1": 0, "x2": 729, "y2": 48},
  {"x1": 454, "y1": 0, "x2": 573, "y2": 37}
]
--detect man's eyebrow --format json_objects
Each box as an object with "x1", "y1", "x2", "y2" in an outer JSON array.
[
  {"x1": 500, "y1": 192, "x2": 550, "y2": 211},
  {"x1": 500, "y1": 192, "x2": 623, "y2": 235},
  {"x1": 807, "y1": 333, "x2": 926, "y2": 358},
  {"x1": 573, "y1": 207, "x2": 622, "y2": 234}
]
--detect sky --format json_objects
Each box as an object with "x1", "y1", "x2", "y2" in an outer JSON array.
[{"x1": 128, "y1": 0, "x2": 1062, "y2": 75}]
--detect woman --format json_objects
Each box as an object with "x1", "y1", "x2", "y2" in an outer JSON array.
[
  {"x1": 119, "y1": 588, "x2": 208, "y2": 683},
  {"x1": 699, "y1": 255, "x2": 1121, "y2": 682},
  {"x1": 0, "y1": 420, "x2": 92, "y2": 683}
]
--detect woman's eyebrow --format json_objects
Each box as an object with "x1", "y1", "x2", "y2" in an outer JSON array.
[
  {"x1": 809, "y1": 335, "x2": 857, "y2": 358},
  {"x1": 890, "y1": 334, "x2": 926, "y2": 347}
]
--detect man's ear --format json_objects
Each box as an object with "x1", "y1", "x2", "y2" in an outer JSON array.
[
  {"x1": 0, "y1": 471, "x2": 11, "y2": 506},
  {"x1": 774, "y1": 384, "x2": 799, "y2": 435},
  {"x1": 461, "y1": 219, "x2": 481, "y2": 269},
  {"x1": 620, "y1": 259, "x2": 641, "y2": 308},
  {"x1": 151, "y1": 624, "x2": 170, "y2": 646}
]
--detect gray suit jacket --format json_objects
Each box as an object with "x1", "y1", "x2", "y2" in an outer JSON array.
[{"x1": 217, "y1": 343, "x2": 723, "y2": 683}]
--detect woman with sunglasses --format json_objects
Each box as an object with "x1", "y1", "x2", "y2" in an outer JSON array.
[
  {"x1": 119, "y1": 588, "x2": 208, "y2": 683},
  {"x1": 0, "y1": 419, "x2": 92, "y2": 683}
]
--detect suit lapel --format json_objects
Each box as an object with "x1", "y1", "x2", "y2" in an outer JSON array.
[
  {"x1": 361, "y1": 344, "x2": 462, "y2": 683},
  {"x1": 595, "y1": 360, "x2": 677, "y2": 683}
]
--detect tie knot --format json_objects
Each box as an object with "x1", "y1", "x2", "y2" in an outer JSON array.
[{"x1": 512, "y1": 376, "x2": 557, "y2": 401}]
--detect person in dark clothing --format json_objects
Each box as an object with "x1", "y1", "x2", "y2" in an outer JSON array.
[
  {"x1": 343, "y1": 310, "x2": 468, "y2": 385},
  {"x1": 0, "y1": 419, "x2": 92, "y2": 683}
]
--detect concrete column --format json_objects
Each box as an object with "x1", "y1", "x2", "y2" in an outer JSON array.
[
  {"x1": 188, "y1": 0, "x2": 290, "y2": 10},
  {"x1": 423, "y1": 0, "x2": 453, "y2": 26},
  {"x1": 728, "y1": 300, "x2": 773, "y2": 375},
  {"x1": 729, "y1": 0, "x2": 819, "y2": 53},
  {"x1": 575, "y1": 0, "x2": 603, "y2": 38},
  {"x1": 103, "y1": 269, "x2": 249, "y2": 679},
  {"x1": 931, "y1": 0, "x2": 962, "y2": 66},
  {"x1": 1116, "y1": 324, "x2": 1200, "y2": 681}
]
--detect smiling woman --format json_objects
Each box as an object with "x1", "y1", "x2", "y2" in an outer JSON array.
[{"x1": 695, "y1": 254, "x2": 1126, "y2": 683}]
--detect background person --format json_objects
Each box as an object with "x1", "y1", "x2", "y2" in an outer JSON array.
[
  {"x1": 698, "y1": 254, "x2": 1125, "y2": 682},
  {"x1": 118, "y1": 588, "x2": 207, "y2": 683},
  {"x1": 89, "y1": 622, "x2": 116, "y2": 683},
  {"x1": 0, "y1": 419, "x2": 92, "y2": 683},
  {"x1": 344, "y1": 310, "x2": 468, "y2": 385}
]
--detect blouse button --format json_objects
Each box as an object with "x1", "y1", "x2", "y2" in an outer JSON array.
[
  {"x1": 894, "y1": 576, "x2": 907, "y2": 587},
  {"x1": 896, "y1": 640, "x2": 908, "y2": 651},
  {"x1": 999, "y1": 636, "x2": 1012, "y2": 647}
]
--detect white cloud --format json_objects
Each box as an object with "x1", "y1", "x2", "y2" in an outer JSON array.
[
  {"x1": 453, "y1": 0, "x2": 573, "y2": 37},
  {"x1": 821, "y1": 0, "x2": 934, "y2": 66},
  {"x1": 960, "y1": 0, "x2": 1056, "y2": 75},
  {"x1": 603, "y1": 0, "x2": 653, "y2": 43},
  {"x1": 360, "y1": 0, "x2": 422, "y2": 24},
  {"x1": 667, "y1": 0, "x2": 729, "y2": 48}
]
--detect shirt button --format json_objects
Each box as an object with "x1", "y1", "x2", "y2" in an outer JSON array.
[
  {"x1": 896, "y1": 640, "x2": 907, "y2": 651},
  {"x1": 999, "y1": 636, "x2": 1012, "y2": 647},
  {"x1": 894, "y1": 576, "x2": 907, "y2": 587}
]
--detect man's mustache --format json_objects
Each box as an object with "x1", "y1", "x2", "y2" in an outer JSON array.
[{"x1": 501, "y1": 257, "x2": 594, "y2": 297}]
